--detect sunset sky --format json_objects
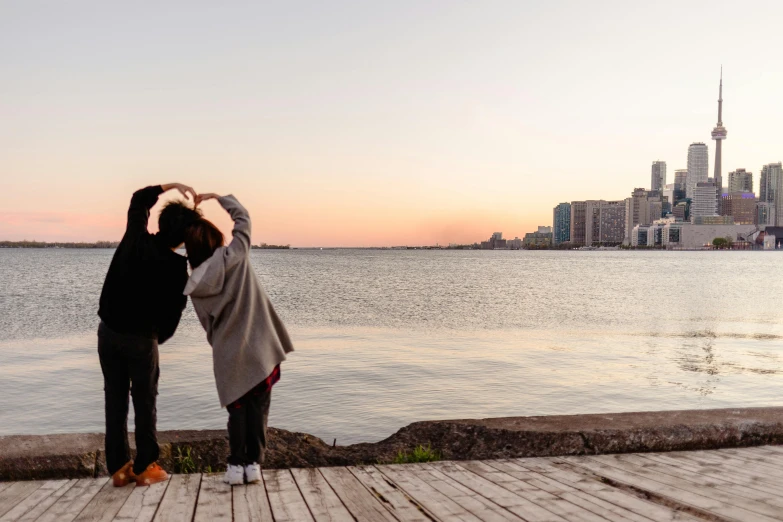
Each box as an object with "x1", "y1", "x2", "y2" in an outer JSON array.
[{"x1": 2, "y1": 1, "x2": 782, "y2": 247}]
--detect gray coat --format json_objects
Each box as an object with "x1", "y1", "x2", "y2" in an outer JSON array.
[{"x1": 184, "y1": 195, "x2": 294, "y2": 407}]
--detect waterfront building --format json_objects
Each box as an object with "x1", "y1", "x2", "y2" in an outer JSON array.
[
  {"x1": 507, "y1": 237, "x2": 523, "y2": 249},
  {"x1": 728, "y1": 168, "x2": 753, "y2": 194},
  {"x1": 624, "y1": 188, "x2": 664, "y2": 244},
  {"x1": 686, "y1": 143, "x2": 709, "y2": 199},
  {"x1": 481, "y1": 233, "x2": 506, "y2": 249},
  {"x1": 630, "y1": 225, "x2": 650, "y2": 247},
  {"x1": 523, "y1": 228, "x2": 553, "y2": 248},
  {"x1": 664, "y1": 223, "x2": 755, "y2": 249},
  {"x1": 598, "y1": 201, "x2": 626, "y2": 244},
  {"x1": 651, "y1": 161, "x2": 666, "y2": 192},
  {"x1": 720, "y1": 192, "x2": 756, "y2": 225},
  {"x1": 569, "y1": 201, "x2": 588, "y2": 246},
  {"x1": 756, "y1": 202, "x2": 775, "y2": 227},
  {"x1": 690, "y1": 181, "x2": 719, "y2": 222},
  {"x1": 552, "y1": 203, "x2": 571, "y2": 245},
  {"x1": 711, "y1": 68, "x2": 727, "y2": 195}
]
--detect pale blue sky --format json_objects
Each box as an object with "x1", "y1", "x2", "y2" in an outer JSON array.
[{"x1": 2, "y1": 0, "x2": 781, "y2": 245}]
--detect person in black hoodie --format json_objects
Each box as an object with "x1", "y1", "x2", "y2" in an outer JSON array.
[{"x1": 97, "y1": 183, "x2": 200, "y2": 487}]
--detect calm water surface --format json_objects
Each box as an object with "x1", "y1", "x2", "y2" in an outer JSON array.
[{"x1": 1, "y1": 249, "x2": 782, "y2": 444}]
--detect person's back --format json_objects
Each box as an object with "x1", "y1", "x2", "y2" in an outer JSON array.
[
  {"x1": 97, "y1": 183, "x2": 199, "y2": 487},
  {"x1": 184, "y1": 192, "x2": 293, "y2": 485}
]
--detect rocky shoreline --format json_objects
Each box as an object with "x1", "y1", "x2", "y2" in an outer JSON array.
[{"x1": 2, "y1": 407, "x2": 783, "y2": 481}]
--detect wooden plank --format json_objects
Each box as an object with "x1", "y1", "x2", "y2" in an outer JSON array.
[
  {"x1": 633, "y1": 453, "x2": 783, "y2": 500},
  {"x1": 599, "y1": 454, "x2": 783, "y2": 516},
  {"x1": 562, "y1": 456, "x2": 781, "y2": 522},
  {"x1": 0, "y1": 481, "x2": 44, "y2": 518},
  {"x1": 15, "y1": 479, "x2": 80, "y2": 522},
  {"x1": 193, "y1": 474, "x2": 232, "y2": 522},
  {"x1": 501, "y1": 459, "x2": 698, "y2": 522},
  {"x1": 667, "y1": 449, "x2": 783, "y2": 483},
  {"x1": 289, "y1": 468, "x2": 353, "y2": 522},
  {"x1": 349, "y1": 465, "x2": 433, "y2": 522},
  {"x1": 377, "y1": 464, "x2": 487, "y2": 521},
  {"x1": 0, "y1": 480, "x2": 71, "y2": 521},
  {"x1": 114, "y1": 480, "x2": 170, "y2": 522},
  {"x1": 318, "y1": 467, "x2": 396, "y2": 522},
  {"x1": 447, "y1": 461, "x2": 613, "y2": 522},
  {"x1": 74, "y1": 480, "x2": 136, "y2": 522},
  {"x1": 0, "y1": 484, "x2": 10, "y2": 495},
  {"x1": 152, "y1": 474, "x2": 201, "y2": 522},
  {"x1": 263, "y1": 469, "x2": 315, "y2": 522},
  {"x1": 36, "y1": 478, "x2": 108, "y2": 522},
  {"x1": 233, "y1": 482, "x2": 275, "y2": 522}
]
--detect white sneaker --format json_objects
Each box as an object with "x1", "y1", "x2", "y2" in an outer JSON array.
[
  {"x1": 245, "y1": 463, "x2": 262, "y2": 484},
  {"x1": 223, "y1": 464, "x2": 244, "y2": 485}
]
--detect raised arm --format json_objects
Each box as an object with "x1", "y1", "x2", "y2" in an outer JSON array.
[
  {"x1": 195, "y1": 193, "x2": 251, "y2": 256},
  {"x1": 126, "y1": 186, "x2": 164, "y2": 234},
  {"x1": 126, "y1": 183, "x2": 197, "y2": 235}
]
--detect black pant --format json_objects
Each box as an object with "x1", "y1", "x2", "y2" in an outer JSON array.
[
  {"x1": 227, "y1": 384, "x2": 271, "y2": 466},
  {"x1": 97, "y1": 321, "x2": 160, "y2": 476}
]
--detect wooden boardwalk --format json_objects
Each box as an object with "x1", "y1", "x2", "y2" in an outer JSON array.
[{"x1": 2, "y1": 445, "x2": 783, "y2": 521}]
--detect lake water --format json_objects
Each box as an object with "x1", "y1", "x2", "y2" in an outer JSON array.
[{"x1": 1, "y1": 249, "x2": 783, "y2": 445}]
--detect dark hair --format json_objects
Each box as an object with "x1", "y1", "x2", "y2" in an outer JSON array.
[
  {"x1": 184, "y1": 218, "x2": 225, "y2": 269},
  {"x1": 158, "y1": 201, "x2": 202, "y2": 248}
]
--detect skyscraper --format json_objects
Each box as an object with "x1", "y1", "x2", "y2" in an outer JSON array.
[
  {"x1": 552, "y1": 203, "x2": 571, "y2": 245},
  {"x1": 686, "y1": 143, "x2": 709, "y2": 199},
  {"x1": 760, "y1": 163, "x2": 782, "y2": 204},
  {"x1": 711, "y1": 68, "x2": 727, "y2": 194},
  {"x1": 674, "y1": 169, "x2": 688, "y2": 202},
  {"x1": 651, "y1": 161, "x2": 666, "y2": 192},
  {"x1": 728, "y1": 168, "x2": 753, "y2": 194},
  {"x1": 691, "y1": 181, "x2": 719, "y2": 221}
]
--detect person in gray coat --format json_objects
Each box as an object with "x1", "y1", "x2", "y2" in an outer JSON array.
[{"x1": 183, "y1": 193, "x2": 294, "y2": 485}]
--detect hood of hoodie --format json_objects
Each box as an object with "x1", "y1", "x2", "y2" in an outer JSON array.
[{"x1": 183, "y1": 248, "x2": 226, "y2": 298}]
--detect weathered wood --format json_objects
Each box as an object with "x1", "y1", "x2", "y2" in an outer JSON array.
[
  {"x1": 74, "y1": 480, "x2": 136, "y2": 522},
  {"x1": 318, "y1": 466, "x2": 396, "y2": 522},
  {"x1": 263, "y1": 469, "x2": 315, "y2": 522},
  {"x1": 562, "y1": 456, "x2": 781, "y2": 522},
  {"x1": 0, "y1": 484, "x2": 10, "y2": 495},
  {"x1": 0, "y1": 480, "x2": 70, "y2": 521},
  {"x1": 193, "y1": 474, "x2": 232, "y2": 522},
  {"x1": 113, "y1": 481, "x2": 169, "y2": 522},
  {"x1": 616, "y1": 453, "x2": 783, "y2": 506},
  {"x1": 290, "y1": 468, "x2": 353, "y2": 522},
  {"x1": 0, "y1": 481, "x2": 44, "y2": 518},
  {"x1": 349, "y1": 465, "x2": 433, "y2": 522},
  {"x1": 152, "y1": 474, "x2": 200, "y2": 522},
  {"x1": 499, "y1": 459, "x2": 698, "y2": 522},
  {"x1": 14, "y1": 479, "x2": 80, "y2": 522},
  {"x1": 592, "y1": 453, "x2": 783, "y2": 518},
  {"x1": 233, "y1": 482, "x2": 275, "y2": 522},
  {"x1": 447, "y1": 461, "x2": 610, "y2": 522},
  {"x1": 36, "y1": 478, "x2": 108, "y2": 522},
  {"x1": 644, "y1": 452, "x2": 781, "y2": 496},
  {"x1": 378, "y1": 464, "x2": 487, "y2": 521}
]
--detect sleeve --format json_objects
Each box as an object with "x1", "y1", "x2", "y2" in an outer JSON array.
[
  {"x1": 156, "y1": 267, "x2": 188, "y2": 345},
  {"x1": 127, "y1": 186, "x2": 164, "y2": 235},
  {"x1": 218, "y1": 195, "x2": 251, "y2": 258}
]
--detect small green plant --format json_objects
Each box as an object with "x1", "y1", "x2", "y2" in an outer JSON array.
[
  {"x1": 392, "y1": 444, "x2": 441, "y2": 464},
  {"x1": 174, "y1": 446, "x2": 197, "y2": 474}
]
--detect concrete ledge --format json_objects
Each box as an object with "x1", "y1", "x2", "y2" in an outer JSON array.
[{"x1": 2, "y1": 407, "x2": 782, "y2": 480}]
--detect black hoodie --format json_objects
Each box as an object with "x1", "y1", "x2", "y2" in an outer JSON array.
[{"x1": 97, "y1": 185, "x2": 188, "y2": 343}]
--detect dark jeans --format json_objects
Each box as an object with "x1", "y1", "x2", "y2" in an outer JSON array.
[
  {"x1": 97, "y1": 321, "x2": 159, "y2": 475},
  {"x1": 227, "y1": 384, "x2": 271, "y2": 466}
]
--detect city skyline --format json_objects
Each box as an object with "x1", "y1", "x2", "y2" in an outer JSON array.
[{"x1": 2, "y1": 2, "x2": 783, "y2": 247}]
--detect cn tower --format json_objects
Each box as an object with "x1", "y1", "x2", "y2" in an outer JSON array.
[{"x1": 711, "y1": 67, "x2": 727, "y2": 194}]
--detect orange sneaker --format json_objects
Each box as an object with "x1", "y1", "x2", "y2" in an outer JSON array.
[
  {"x1": 112, "y1": 461, "x2": 136, "y2": 487},
  {"x1": 135, "y1": 462, "x2": 169, "y2": 486}
]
